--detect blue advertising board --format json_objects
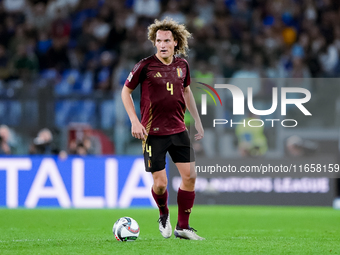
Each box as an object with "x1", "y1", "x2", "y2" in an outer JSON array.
[{"x1": 0, "y1": 156, "x2": 157, "y2": 208}]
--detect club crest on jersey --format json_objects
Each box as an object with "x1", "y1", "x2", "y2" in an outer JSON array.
[{"x1": 176, "y1": 67, "x2": 183, "y2": 78}]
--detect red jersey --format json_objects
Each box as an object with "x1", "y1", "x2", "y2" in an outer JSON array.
[{"x1": 125, "y1": 55, "x2": 191, "y2": 136}]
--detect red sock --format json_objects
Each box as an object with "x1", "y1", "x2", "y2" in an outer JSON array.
[
  {"x1": 151, "y1": 188, "x2": 169, "y2": 216},
  {"x1": 177, "y1": 188, "x2": 195, "y2": 229}
]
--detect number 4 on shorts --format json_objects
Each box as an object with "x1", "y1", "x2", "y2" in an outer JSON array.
[{"x1": 146, "y1": 145, "x2": 152, "y2": 157}]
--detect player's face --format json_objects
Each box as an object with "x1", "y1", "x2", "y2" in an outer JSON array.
[{"x1": 155, "y1": 30, "x2": 177, "y2": 62}]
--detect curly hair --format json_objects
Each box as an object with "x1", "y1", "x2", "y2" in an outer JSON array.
[{"x1": 148, "y1": 18, "x2": 192, "y2": 56}]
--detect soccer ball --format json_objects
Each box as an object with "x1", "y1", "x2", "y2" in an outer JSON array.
[{"x1": 112, "y1": 217, "x2": 140, "y2": 242}]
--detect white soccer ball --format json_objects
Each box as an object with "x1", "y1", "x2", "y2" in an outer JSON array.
[{"x1": 112, "y1": 217, "x2": 140, "y2": 242}]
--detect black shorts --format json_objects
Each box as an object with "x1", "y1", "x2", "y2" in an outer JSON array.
[{"x1": 143, "y1": 130, "x2": 195, "y2": 173}]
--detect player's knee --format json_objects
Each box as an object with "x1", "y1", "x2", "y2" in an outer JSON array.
[
  {"x1": 182, "y1": 175, "x2": 196, "y2": 188},
  {"x1": 154, "y1": 185, "x2": 167, "y2": 194},
  {"x1": 153, "y1": 179, "x2": 168, "y2": 194}
]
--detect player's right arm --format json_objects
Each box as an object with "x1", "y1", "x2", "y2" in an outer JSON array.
[{"x1": 121, "y1": 86, "x2": 147, "y2": 140}]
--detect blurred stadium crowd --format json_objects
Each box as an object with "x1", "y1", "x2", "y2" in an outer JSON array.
[{"x1": 0, "y1": 0, "x2": 339, "y2": 156}]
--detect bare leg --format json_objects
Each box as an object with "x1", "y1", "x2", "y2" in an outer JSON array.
[{"x1": 152, "y1": 169, "x2": 167, "y2": 194}]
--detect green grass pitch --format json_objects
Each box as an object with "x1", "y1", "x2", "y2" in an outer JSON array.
[{"x1": 0, "y1": 205, "x2": 339, "y2": 254}]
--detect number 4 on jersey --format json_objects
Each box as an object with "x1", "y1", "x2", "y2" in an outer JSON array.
[{"x1": 166, "y1": 82, "x2": 173, "y2": 95}]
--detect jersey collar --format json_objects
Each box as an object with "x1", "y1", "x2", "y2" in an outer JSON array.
[{"x1": 154, "y1": 54, "x2": 175, "y2": 66}]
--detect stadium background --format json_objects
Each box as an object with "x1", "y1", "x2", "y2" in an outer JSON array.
[{"x1": 0, "y1": 0, "x2": 339, "y2": 208}]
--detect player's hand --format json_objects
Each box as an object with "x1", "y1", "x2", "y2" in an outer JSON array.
[
  {"x1": 194, "y1": 121, "x2": 204, "y2": 141},
  {"x1": 131, "y1": 121, "x2": 148, "y2": 140}
]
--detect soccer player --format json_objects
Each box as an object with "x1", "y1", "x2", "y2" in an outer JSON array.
[{"x1": 121, "y1": 19, "x2": 204, "y2": 240}]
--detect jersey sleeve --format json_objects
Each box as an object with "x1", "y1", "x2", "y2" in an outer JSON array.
[
  {"x1": 183, "y1": 60, "x2": 191, "y2": 87},
  {"x1": 124, "y1": 61, "x2": 146, "y2": 90}
]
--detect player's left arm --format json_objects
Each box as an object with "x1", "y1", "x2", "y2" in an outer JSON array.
[{"x1": 183, "y1": 86, "x2": 204, "y2": 141}]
